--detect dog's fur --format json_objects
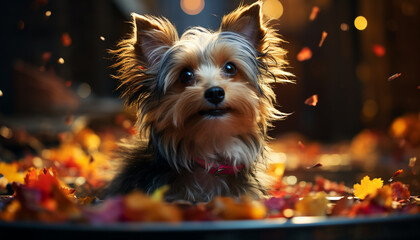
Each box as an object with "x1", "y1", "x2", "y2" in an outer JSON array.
[{"x1": 106, "y1": 2, "x2": 292, "y2": 202}]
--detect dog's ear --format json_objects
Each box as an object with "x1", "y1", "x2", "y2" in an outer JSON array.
[
  {"x1": 131, "y1": 13, "x2": 178, "y2": 66},
  {"x1": 219, "y1": 2, "x2": 265, "y2": 51}
]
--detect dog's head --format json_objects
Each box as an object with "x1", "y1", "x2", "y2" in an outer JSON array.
[{"x1": 112, "y1": 2, "x2": 292, "y2": 172}]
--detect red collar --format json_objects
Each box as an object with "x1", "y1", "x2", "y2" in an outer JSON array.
[{"x1": 194, "y1": 157, "x2": 245, "y2": 175}]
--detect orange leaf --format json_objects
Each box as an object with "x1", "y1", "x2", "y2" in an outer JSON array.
[
  {"x1": 297, "y1": 47, "x2": 312, "y2": 62},
  {"x1": 318, "y1": 31, "x2": 328, "y2": 47},
  {"x1": 304, "y1": 94, "x2": 318, "y2": 106},
  {"x1": 309, "y1": 6, "x2": 320, "y2": 21}
]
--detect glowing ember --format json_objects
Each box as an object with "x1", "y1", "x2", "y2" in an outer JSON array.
[
  {"x1": 100, "y1": 36, "x2": 106, "y2": 41},
  {"x1": 372, "y1": 44, "x2": 386, "y2": 57},
  {"x1": 0, "y1": 90, "x2": 3, "y2": 97},
  {"x1": 309, "y1": 6, "x2": 320, "y2": 21},
  {"x1": 387, "y1": 73, "x2": 402, "y2": 82},
  {"x1": 58, "y1": 57, "x2": 65, "y2": 64},
  {"x1": 180, "y1": 0, "x2": 205, "y2": 15},
  {"x1": 354, "y1": 16, "x2": 368, "y2": 31},
  {"x1": 388, "y1": 169, "x2": 403, "y2": 182},
  {"x1": 304, "y1": 94, "x2": 318, "y2": 106},
  {"x1": 297, "y1": 47, "x2": 312, "y2": 62},
  {"x1": 61, "y1": 32, "x2": 72, "y2": 47},
  {"x1": 45, "y1": 11, "x2": 51, "y2": 17},
  {"x1": 318, "y1": 31, "x2": 328, "y2": 47}
]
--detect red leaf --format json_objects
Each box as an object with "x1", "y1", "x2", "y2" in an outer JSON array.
[
  {"x1": 388, "y1": 169, "x2": 403, "y2": 182},
  {"x1": 307, "y1": 163, "x2": 323, "y2": 169}
]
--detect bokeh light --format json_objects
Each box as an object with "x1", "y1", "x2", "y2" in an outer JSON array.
[
  {"x1": 362, "y1": 99, "x2": 378, "y2": 120},
  {"x1": 77, "y1": 83, "x2": 91, "y2": 99},
  {"x1": 180, "y1": 0, "x2": 205, "y2": 16},
  {"x1": 354, "y1": 16, "x2": 368, "y2": 31},
  {"x1": 340, "y1": 23, "x2": 349, "y2": 31},
  {"x1": 262, "y1": 0, "x2": 284, "y2": 19}
]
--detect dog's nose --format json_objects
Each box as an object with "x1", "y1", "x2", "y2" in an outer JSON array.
[{"x1": 204, "y1": 87, "x2": 225, "y2": 105}]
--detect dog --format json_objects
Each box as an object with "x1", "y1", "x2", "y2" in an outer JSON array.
[{"x1": 106, "y1": 1, "x2": 292, "y2": 202}]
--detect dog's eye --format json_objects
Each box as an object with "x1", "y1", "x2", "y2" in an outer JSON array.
[
  {"x1": 179, "y1": 68, "x2": 194, "y2": 85},
  {"x1": 223, "y1": 62, "x2": 237, "y2": 76}
]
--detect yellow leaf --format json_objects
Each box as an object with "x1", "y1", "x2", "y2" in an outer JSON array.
[
  {"x1": 295, "y1": 191, "x2": 329, "y2": 216},
  {"x1": 0, "y1": 162, "x2": 24, "y2": 184},
  {"x1": 151, "y1": 185, "x2": 169, "y2": 202},
  {"x1": 353, "y1": 176, "x2": 383, "y2": 200}
]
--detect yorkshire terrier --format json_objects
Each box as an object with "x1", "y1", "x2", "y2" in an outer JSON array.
[{"x1": 106, "y1": 1, "x2": 291, "y2": 202}]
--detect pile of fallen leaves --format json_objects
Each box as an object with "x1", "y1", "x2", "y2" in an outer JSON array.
[
  {"x1": 0, "y1": 125, "x2": 419, "y2": 223},
  {"x1": 1, "y1": 164, "x2": 419, "y2": 223}
]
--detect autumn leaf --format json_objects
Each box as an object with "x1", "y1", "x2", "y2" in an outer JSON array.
[
  {"x1": 387, "y1": 73, "x2": 402, "y2": 82},
  {"x1": 309, "y1": 6, "x2": 320, "y2": 21},
  {"x1": 151, "y1": 185, "x2": 169, "y2": 202},
  {"x1": 388, "y1": 169, "x2": 403, "y2": 182},
  {"x1": 295, "y1": 192, "x2": 329, "y2": 216},
  {"x1": 353, "y1": 176, "x2": 383, "y2": 200},
  {"x1": 304, "y1": 94, "x2": 318, "y2": 106},
  {"x1": 0, "y1": 162, "x2": 25, "y2": 185},
  {"x1": 297, "y1": 47, "x2": 312, "y2": 62},
  {"x1": 318, "y1": 31, "x2": 328, "y2": 47},
  {"x1": 208, "y1": 196, "x2": 267, "y2": 220}
]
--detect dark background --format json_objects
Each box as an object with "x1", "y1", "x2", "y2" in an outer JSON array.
[{"x1": 0, "y1": 0, "x2": 419, "y2": 143}]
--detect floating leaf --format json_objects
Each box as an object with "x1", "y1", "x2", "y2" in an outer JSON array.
[
  {"x1": 297, "y1": 47, "x2": 312, "y2": 62},
  {"x1": 387, "y1": 73, "x2": 402, "y2": 82},
  {"x1": 318, "y1": 31, "x2": 328, "y2": 47},
  {"x1": 304, "y1": 94, "x2": 318, "y2": 106},
  {"x1": 307, "y1": 163, "x2": 323, "y2": 169},
  {"x1": 309, "y1": 6, "x2": 320, "y2": 21},
  {"x1": 388, "y1": 169, "x2": 403, "y2": 182}
]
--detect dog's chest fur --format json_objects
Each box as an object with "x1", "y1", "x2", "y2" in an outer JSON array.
[{"x1": 106, "y1": 137, "x2": 265, "y2": 202}]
